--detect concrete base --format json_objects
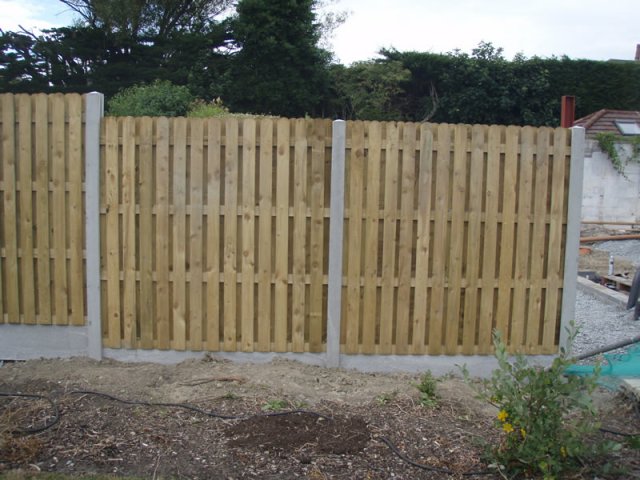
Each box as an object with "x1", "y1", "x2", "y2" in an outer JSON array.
[
  {"x1": 0, "y1": 324, "x2": 89, "y2": 360},
  {"x1": 1, "y1": 325, "x2": 556, "y2": 378},
  {"x1": 104, "y1": 348, "x2": 555, "y2": 378}
]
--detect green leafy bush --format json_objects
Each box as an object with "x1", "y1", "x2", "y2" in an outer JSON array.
[
  {"x1": 107, "y1": 80, "x2": 194, "y2": 117},
  {"x1": 465, "y1": 329, "x2": 619, "y2": 479},
  {"x1": 187, "y1": 98, "x2": 230, "y2": 117}
]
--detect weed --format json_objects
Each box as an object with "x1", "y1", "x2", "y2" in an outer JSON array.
[
  {"x1": 415, "y1": 371, "x2": 438, "y2": 407},
  {"x1": 261, "y1": 399, "x2": 288, "y2": 411},
  {"x1": 375, "y1": 391, "x2": 397, "y2": 405},
  {"x1": 221, "y1": 392, "x2": 240, "y2": 401}
]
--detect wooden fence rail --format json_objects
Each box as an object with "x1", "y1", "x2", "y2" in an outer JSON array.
[{"x1": 0, "y1": 93, "x2": 579, "y2": 357}]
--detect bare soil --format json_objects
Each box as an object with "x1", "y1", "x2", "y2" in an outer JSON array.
[{"x1": 1, "y1": 357, "x2": 640, "y2": 479}]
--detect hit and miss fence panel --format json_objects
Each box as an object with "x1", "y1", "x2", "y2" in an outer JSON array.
[
  {"x1": 100, "y1": 116, "x2": 332, "y2": 352},
  {"x1": 0, "y1": 93, "x2": 86, "y2": 326},
  {"x1": 340, "y1": 122, "x2": 570, "y2": 355},
  {"x1": 0, "y1": 92, "x2": 573, "y2": 356}
]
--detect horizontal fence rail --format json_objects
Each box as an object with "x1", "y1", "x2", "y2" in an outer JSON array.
[{"x1": 0, "y1": 93, "x2": 577, "y2": 357}]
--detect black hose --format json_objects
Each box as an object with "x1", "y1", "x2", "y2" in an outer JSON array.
[
  {"x1": 68, "y1": 389, "x2": 332, "y2": 421},
  {"x1": 376, "y1": 436, "x2": 493, "y2": 476},
  {"x1": 0, "y1": 392, "x2": 60, "y2": 434}
]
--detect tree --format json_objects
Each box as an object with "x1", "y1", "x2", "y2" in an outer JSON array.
[
  {"x1": 224, "y1": 0, "x2": 331, "y2": 117},
  {"x1": 106, "y1": 80, "x2": 194, "y2": 116},
  {"x1": 0, "y1": 0, "x2": 232, "y2": 97}
]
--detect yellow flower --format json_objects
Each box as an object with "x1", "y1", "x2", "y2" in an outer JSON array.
[
  {"x1": 497, "y1": 410, "x2": 508, "y2": 422},
  {"x1": 520, "y1": 428, "x2": 526, "y2": 439},
  {"x1": 502, "y1": 423, "x2": 514, "y2": 433},
  {"x1": 560, "y1": 446, "x2": 567, "y2": 458}
]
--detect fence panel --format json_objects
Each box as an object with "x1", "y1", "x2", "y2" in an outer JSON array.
[
  {"x1": 99, "y1": 116, "x2": 333, "y2": 352},
  {"x1": 1, "y1": 94, "x2": 574, "y2": 357},
  {"x1": 0, "y1": 93, "x2": 86, "y2": 326},
  {"x1": 340, "y1": 121, "x2": 572, "y2": 355}
]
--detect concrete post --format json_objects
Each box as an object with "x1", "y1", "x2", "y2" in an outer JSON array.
[
  {"x1": 326, "y1": 120, "x2": 346, "y2": 367},
  {"x1": 85, "y1": 92, "x2": 104, "y2": 360},
  {"x1": 560, "y1": 126, "x2": 586, "y2": 353}
]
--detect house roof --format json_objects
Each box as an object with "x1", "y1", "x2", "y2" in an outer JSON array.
[{"x1": 573, "y1": 109, "x2": 640, "y2": 135}]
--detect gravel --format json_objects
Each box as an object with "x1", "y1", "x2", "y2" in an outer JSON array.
[{"x1": 573, "y1": 240, "x2": 640, "y2": 360}]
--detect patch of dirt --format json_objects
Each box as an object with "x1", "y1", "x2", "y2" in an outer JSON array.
[{"x1": 1, "y1": 357, "x2": 639, "y2": 479}]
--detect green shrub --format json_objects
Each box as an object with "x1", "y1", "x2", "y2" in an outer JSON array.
[
  {"x1": 187, "y1": 98, "x2": 230, "y2": 117},
  {"x1": 107, "y1": 80, "x2": 194, "y2": 117},
  {"x1": 464, "y1": 328, "x2": 619, "y2": 479}
]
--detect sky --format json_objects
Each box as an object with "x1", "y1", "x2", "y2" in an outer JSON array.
[{"x1": 1, "y1": 0, "x2": 638, "y2": 64}]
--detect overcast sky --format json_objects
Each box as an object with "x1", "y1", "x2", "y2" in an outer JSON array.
[{"x1": 1, "y1": 0, "x2": 638, "y2": 64}]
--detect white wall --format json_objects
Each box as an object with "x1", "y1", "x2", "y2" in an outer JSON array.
[{"x1": 582, "y1": 139, "x2": 640, "y2": 223}]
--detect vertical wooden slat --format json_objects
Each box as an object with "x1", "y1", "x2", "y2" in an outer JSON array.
[
  {"x1": 412, "y1": 124, "x2": 433, "y2": 354},
  {"x1": 188, "y1": 119, "x2": 205, "y2": 350},
  {"x1": 273, "y1": 119, "x2": 290, "y2": 352},
  {"x1": 50, "y1": 95, "x2": 68, "y2": 324},
  {"x1": 345, "y1": 121, "x2": 365, "y2": 353},
  {"x1": 34, "y1": 94, "x2": 51, "y2": 324},
  {"x1": 121, "y1": 117, "x2": 137, "y2": 347},
  {"x1": 155, "y1": 118, "x2": 171, "y2": 349},
  {"x1": 17, "y1": 95, "x2": 35, "y2": 324},
  {"x1": 1, "y1": 94, "x2": 20, "y2": 323},
  {"x1": 139, "y1": 118, "x2": 154, "y2": 348},
  {"x1": 428, "y1": 124, "x2": 451, "y2": 355},
  {"x1": 461, "y1": 125, "x2": 484, "y2": 353},
  {"x1": 362, "y1": 121, "x2": 382, "y2": 352},
  {"x1": 205, "y1": 119, "x2": 222, "y2": 350},
  {"x1": 527, "y1": 128, "x2": 550, "y2": 349},
  {"x1": 445, "y1": 125, "x2": 468, "y2": 353},
  {"x1": 379, "y1": 123, "x2": 400, "y2": 354},
  {"x1": 308, "y1": 119, "x2": 326, "y2": 353},
  {"x1": 395, "y1": 122, "x2": 416, "y2": 354},
  {"x1": 477, "y1": 125, "x2": 502, "y2": 353},
  {"x1": 104, "y1": 116, "x2": 121, "y2": 347},
  {"x1": 223, "y1": 117, "x2": 239, "y2": 351},
  {"x1": 542, "y1": 128, "x2": 568, "y2": 351},
  {"x1": 67, "y1": 95, "x2": 84, "y2": 326},
  {"x1": 172, "y1": 117, "x2": 188, "y2": 350},
  {"x1": 291, "y1": 119, "x2": 308, "y2": 352},
  {"x1": 495, "y1": 126, "x2": 518, "y2": 343},
  {"x1": 257, "y1": 119, "x2": 273, "y2": 352},
  {"x1": 241, "y1": 118, "x2": 256, "y2": 351},
  {"x1": 511, "y1": 127, "x2": 534, "y2": 349}
]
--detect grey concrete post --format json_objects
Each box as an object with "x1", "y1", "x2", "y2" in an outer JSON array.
[
  {"x1": 560, "y1": 127, "x2": 585, "y2": 353},
  {"x1": 327, "y1": 120, "x2": 346, "y2": 367},
  {"x1": 85, "y1": 92, "x2": 104, "y2": 360}
]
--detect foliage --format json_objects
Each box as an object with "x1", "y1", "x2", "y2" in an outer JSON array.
[
  {"x1": 224, "y1": 0, "x2": 331, "y2": 117},
  {"x1": 595, "y1": 132, "x2": 640, "y2": 177},
  {"x1": 329, "y1": 60, "x2": 410, "y2": 120},
  {"x1": 107, "y1": 80, "x2": 194, "y2": 116},
  {"x1": 464, "y1": 329, "x2": 619, "y2": 479},
  {"x1": 187, "y1": 98, "x2": 230, "y2": 117},
  {"x1": 261, "y1": 399, "x2": 288, "y2": 411},
  {"x1": 415, "y1": 371, "x2": 438, "y2": 407}
]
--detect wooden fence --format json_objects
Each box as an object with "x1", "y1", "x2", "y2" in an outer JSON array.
[
  {"x1": 0, "y1": 93, "x2": 86, "y2": 327},
  {"x1": 0, "y1": 93, "x2": 578, "y2": 356}
]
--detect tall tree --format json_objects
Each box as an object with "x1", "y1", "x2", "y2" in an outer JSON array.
[
  {"x1": 225, "y1": 0, "x2": 331, "y2": 117},
  {"x1": 0, "y1": 0, "x2": 232, "y2": 97}
]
